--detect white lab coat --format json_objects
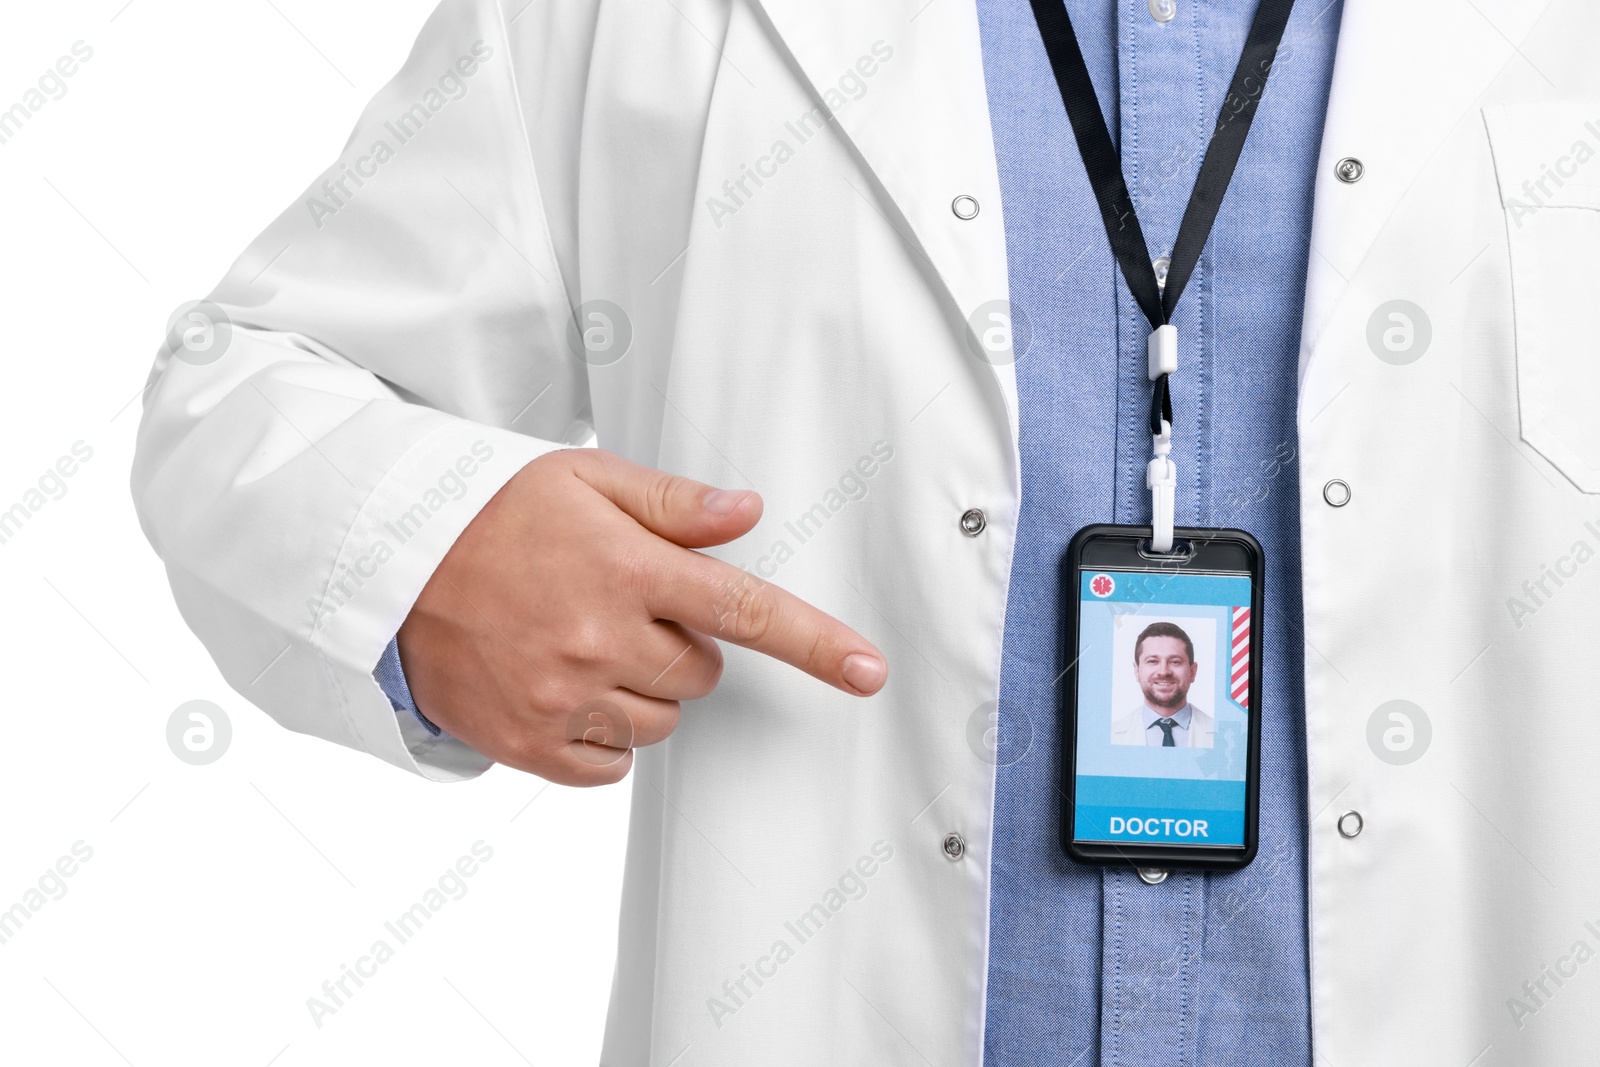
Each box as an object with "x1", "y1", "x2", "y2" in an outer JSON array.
[{"x1": 130, "y1": 0, "x2": 1600, "y2": 1061}]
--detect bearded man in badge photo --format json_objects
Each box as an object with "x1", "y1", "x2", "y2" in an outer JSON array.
[{"x1": 1112, "y1": 621, "x2": 1215, "y2": 748}]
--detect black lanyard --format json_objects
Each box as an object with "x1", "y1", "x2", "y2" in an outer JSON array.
[{"x1": 1027, "y1": 0, "x2": 1297, "y2": 437}]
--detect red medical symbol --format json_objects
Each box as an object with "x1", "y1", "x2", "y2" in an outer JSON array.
[{"x1": 1090, "y1": 573, "x2": 1115, "y2": 597}]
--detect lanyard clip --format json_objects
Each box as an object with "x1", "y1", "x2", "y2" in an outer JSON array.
[
  {"x1": 1147, "y1": 418, "x2": 1176, "y2": 553},
  {"x1": 1147, "y1": 324, "x2": 1178, "y2": 380}
]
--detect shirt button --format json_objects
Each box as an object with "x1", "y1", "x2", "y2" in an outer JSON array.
[
  {"x1": 1152, "y1": 255, "x2": 1171, "y2": 295},
  {"x1": 960, "y1": 508, "x2": 987, "y2": 536},
  {"x1": 942, "y1": 832, "x2": 966, "y2": 860},
  {"x1": 1337, "y1": 810, "x2": 1364, "y2": 838},
  {"x1": 1148, "y1": 0, "x2": 1177, "y2": 22},
  {"x1": 951, "y1": 194, "x2": 980, "y2": 220},
  {"x1": 1322, "y1": 479, "x2": 1351, "y2": 507},
  {"x1": 1136, "y1": 868, "x2": 1170, "y2": 885},
  {"x1": 1335, "y1": 157, "x2": 1364, "y2": 183}
]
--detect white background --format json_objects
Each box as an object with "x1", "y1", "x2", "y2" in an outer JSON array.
[{"x1": 0, "y1": 2, "x2": 627, "y2": 1063}]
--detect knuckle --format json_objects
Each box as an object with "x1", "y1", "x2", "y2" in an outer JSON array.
[
  {"x1": 647, "y1": 630, "x2": 721, "y2": 699},
  {"x1": 522, "y1": 672, "x2": 567, "y2": 725},
  {"x1": 715, "y1": 573, "x2": 774, "y2": 643},
  {"x1": 559, "y1": 616, "x2": 615, "y2": 668},
  {"x1": 613, "y1": 543, "x2": 659, "y2": 603},
  {"x1": 576, "y1": 697, "x2": 635, "y2": 749},
  {"x1": 645, "y1": 701, "x2": 682, "y2": 743},
  {"x1": 569, "y1": 446, "x2": 614, "y2": 480},
  {"x1": 542, "y1": 446, "x2": 582, "y2": 476},
  {"x1": 800, "y1": 626, "x2": 830, "y2": 677},
  {"x1": 692, "y1": 646, "x2": 725, "y2": 697},
  {"x1": 643, "y1": 471, "x2": 679, "y2": 530},
  {"x1": 538, "y1": 446, "x2": 593, "y2": 491},
  {"x1": 581, "y1": 749, "x2": 634, "y2": 786},
  {"x1": 500, "y1": 727, "x2": 556, "y2": 775}
]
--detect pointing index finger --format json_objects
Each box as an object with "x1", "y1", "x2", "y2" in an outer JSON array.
[{"x1": 647, "y1": 549, "x2": 887, "y2": 696}]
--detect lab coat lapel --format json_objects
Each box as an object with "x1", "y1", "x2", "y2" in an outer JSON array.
[
  {"x1": 751, "y1": 0, "x2": 1019, "y2": 433},
  {"x1": 1299, "y1": 0, "x2": 1531, "y2": 375}
]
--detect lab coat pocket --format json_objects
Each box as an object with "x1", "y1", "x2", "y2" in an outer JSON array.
[{"x1": 1484, "y1": 102, "x2": 1600, "y2": 492}]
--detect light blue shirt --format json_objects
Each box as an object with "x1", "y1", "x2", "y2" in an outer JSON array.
[
  {"x1": 376, "y1": 0, "x2": 1343, "y2": 1060},
  {"x1": 1141, "y1": 702, "x2": 1195, "y2": 745},
  {"x1": 973, "y1": 0, "x2": 1341, "y2": 1063},
  {"x1": 374, "y1": 638, "x2": 435, "y2": 734}
]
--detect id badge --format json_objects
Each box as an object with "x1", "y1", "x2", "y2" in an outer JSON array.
[{"x1": 1059, "y1": 525, "x2": 1264, "y2": 871}]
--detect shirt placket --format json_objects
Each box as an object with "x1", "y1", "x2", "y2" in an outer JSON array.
[{"x1": 1101, "y1": 0, "x2": 1211, "y2": 1064}]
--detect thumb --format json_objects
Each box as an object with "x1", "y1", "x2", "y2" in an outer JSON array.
[{"x1": 573, "y1": 450, "x2": 763, "y2": 548}]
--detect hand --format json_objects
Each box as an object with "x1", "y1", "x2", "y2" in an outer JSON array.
[{"x1": 396, "y1": 448, "x2": 888, "y2": 785}]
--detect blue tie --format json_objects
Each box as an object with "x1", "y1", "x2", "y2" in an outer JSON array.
[{"x1": 1152, "y1": 718, "x2": 1178, "y2": 747}]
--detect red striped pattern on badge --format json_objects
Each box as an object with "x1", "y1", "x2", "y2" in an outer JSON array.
[{"x1": 1230, "y1": 607, "x2": 1251, "y2": 708}]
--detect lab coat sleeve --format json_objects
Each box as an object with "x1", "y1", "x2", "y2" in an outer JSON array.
[{"x1": 130, "y1": 0, "x2": 594, "y2": 781}]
